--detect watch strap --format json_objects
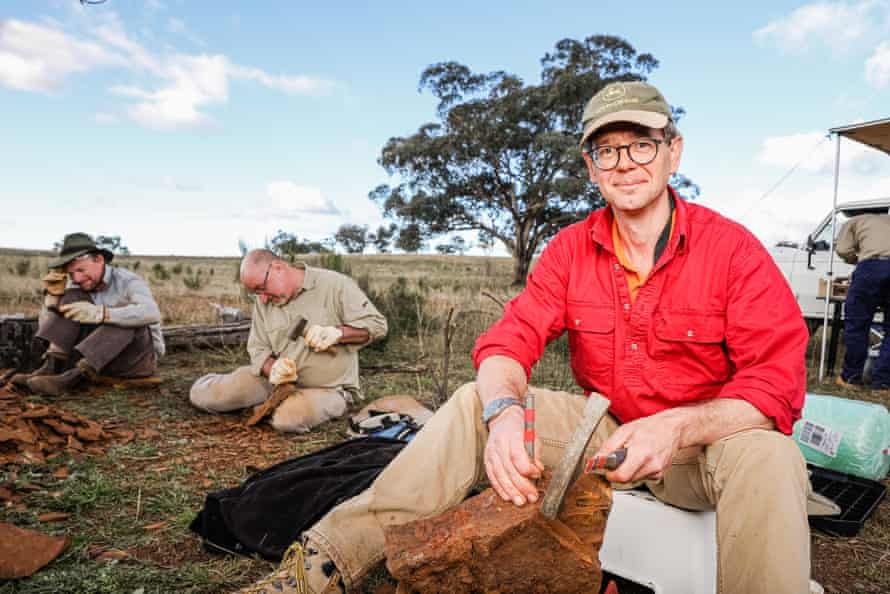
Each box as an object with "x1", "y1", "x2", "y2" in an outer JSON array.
[{"x1": 482, "y1": 396, "x2": 523, "y2": 426}]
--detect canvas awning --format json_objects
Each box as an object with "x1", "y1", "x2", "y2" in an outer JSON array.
[{"x1": 830, "y1": 117, "x2": 890, "y2": 155}]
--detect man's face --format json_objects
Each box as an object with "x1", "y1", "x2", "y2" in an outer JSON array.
[
  {"x1": 583, "y1": 124, "x2": 683, "y2": 214},
  {"x1": 243, "y1": 261, "x2": 292, "y2": 306},
  {"x1": 66, "y1": 254, "x2": 105, "y2": 291}
]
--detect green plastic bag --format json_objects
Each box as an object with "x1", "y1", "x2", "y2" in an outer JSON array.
[{"x1": 792, "y1": 393, "x2": 890, "y2": 481}]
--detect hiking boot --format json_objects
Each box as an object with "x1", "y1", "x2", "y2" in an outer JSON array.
[
  {"x1": 236, "y1": 538, "x2": 344, "y2": 594},
  {"x1": 835, "y1": 375, "x2": 863, "y2": 390},
  {"x1": 9, "y1": 354, "x2": 67, "y2": 388},
  {"x1": 26, "y1": 367, "x2": 84, "y2": 396}
]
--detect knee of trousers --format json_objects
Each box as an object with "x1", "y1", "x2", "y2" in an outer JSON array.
[
  {"x1": 448, "y1": 381, "x2": 483, "y2": 414},
  {"x1": 59, "y1": 288, "x2": 92, "y2": 306},
  {"x1": 715, "y1": 430, "x2": 810, "y2": 497},
  {"x1": 188, "y1": 370, "x2": 267, "y2": 412},
  {"x1": 270, "y1": 389, "x2": 348, "y2": 433},
  {"x1": 189, "y1": 374, "x2": 224, "y2": 411}
]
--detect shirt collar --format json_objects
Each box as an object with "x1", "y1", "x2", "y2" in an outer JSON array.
[
  {"x1": 293, "y1": 261, "x2": 317, "y2": 293},
  {"x1": 589, "y1": 186, "x2": 687, "y2": 256}
]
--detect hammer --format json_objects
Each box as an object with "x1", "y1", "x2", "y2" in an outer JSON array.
[
  {"x1": 540, "y1": 394, "x2": 612, "y2": 520},
  {"x1": 289, "y1": 315, "x2": 337, "y2": 354}
]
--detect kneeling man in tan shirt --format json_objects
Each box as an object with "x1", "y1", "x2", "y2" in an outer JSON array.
[{"x1": 190, "y1": 249, "x2": 387, "y2": 432}]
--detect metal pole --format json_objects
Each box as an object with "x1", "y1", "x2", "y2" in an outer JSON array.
[{"x1": 819, "y1": 133, "x2": 842, "y2": 381}]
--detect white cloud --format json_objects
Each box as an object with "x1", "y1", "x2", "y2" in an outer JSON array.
[
  {"x1": 112, "y1": 53, "x2": 229, "y2": 129},
  {"x1": 0, "y1": 16, "x2": 336, "y2": 130},
  {"x1": 756, "y1": 131, "x2": 887, "y2": 175},
  {"x1": 865, "y1": 40, "x2": 890, "y2": 87},
  {"x1": 166, "y1": 17, "x2": 204, "y2": 47},
  {"x1": 94, "y1": 112, "x2": 117, "y2": 124},
  {"x1": 0, "y1": 18, "x2": 124, "y2": 92},
  {"x1": 229, "y1": 64, "x2": 334, "y2": 95},
  {"x1": 264, "y1": 182, "x2": 341, "y2": 215},
  {"x1": 753, "y1": 1, "x2": 882, "y2": 53}
]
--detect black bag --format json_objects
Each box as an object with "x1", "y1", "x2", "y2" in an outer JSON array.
[{"x1": 189, "y1": 437, "x2": 407, "y2": 560}]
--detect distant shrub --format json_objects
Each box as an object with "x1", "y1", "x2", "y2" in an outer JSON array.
[
  {"x1": 183, "y1": 271, "x2": 205, "y2": 290},
  {"x1": 186, "y1": 265, "x2": 193, "y2": 275},
  {"x1": 15, "y1": 259, "x2": 30, "y2": 276},
  {"x1": 318, "y1": 253, "x2": 351, "y2": 276},
  {"x1": 132, "y1": 260, "x2": 141, "y2": 270},
  {"x1": 360, "y1": 276, "x2": 427, "y2": 350},
  {"x1": 171, "y1": 263, "x2": 183, "y2": 275},
  {"x1": 152, "y1": 263, "x2": 170, "y2": 281},
  {"x1": 209, "y1": 267, "x2": 215, "y2": 276}
]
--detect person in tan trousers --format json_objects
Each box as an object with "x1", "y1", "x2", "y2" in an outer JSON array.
[
  {"x1": 241, "y1": 83, "x2": 814, "y2": 594},
  {"x1": 190, "y1": 249, "x2": 387, "y2": 433}
]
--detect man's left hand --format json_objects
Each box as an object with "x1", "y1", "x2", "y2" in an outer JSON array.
[
  {"x1": 593, "y1": 410, "x2": 686, "y2": 483},
  {"x1": 304, "y1": 325, "x2": 343, "y2": 351},
  {"x1": 59, "y1": 302, "x2": 106, "y2": 324}
]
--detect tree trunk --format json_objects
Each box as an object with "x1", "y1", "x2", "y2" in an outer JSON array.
[{"x1": 512, "y1": 244, "x2": 532, "y2": 286}]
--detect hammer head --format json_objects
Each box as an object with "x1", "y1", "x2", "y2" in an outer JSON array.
[{"x1": 289, "y1": 316, "x2": 308, "y2": 341}]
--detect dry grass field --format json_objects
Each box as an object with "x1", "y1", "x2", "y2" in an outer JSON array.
[{"x1": 0, "y1": 248, "x2": 888, "y2": 593}]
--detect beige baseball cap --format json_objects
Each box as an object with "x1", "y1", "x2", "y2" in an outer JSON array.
[{"x1": 580, "y1": 81, "x2": 671, "y2": 147}]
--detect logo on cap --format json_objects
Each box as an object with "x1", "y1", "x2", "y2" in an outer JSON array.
[{"x1": 602, "y1": 84, "x2": 626, "y2": 103}]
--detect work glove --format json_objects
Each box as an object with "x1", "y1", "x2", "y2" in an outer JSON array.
[
  {"x1": 304, "y1": 324, "x2": 343, "y2": 352},
  {"x1": 42, "y1": 269, "x2": 68, "y2": 296},
  {"x1": 269, "y1": 356, "x2": 298, "y2": 386},
  {"x1": 59, "y1": 301, "x2": 106, "y2": 325}
]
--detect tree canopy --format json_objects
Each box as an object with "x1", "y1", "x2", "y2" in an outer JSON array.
[{"x1": 370, "y1": 35, "x2": 698, "y2": 284}]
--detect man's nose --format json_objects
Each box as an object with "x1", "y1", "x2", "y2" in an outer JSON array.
[{"x1": 615, "y1": 147, "x2": 638, "y2": 171}]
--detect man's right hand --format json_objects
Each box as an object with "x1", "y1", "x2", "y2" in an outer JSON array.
[
  {"x1": 42, "y1": 269, "x2": 67, "y2": 296},
  {"x1": 269, "y1": 357, "x2": 298, "y2": 385},
  {"x1": 483, "y1": 406, "x2": 543, "y2": 506}
]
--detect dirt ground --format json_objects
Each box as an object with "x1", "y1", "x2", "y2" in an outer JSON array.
[{"x1": 1, "y1": 346, "x2": 889, "y2": 593}]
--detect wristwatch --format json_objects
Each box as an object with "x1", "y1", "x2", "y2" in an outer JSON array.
[{"x1": 481, "y1": 396, "x2": 523, "y2": 427}]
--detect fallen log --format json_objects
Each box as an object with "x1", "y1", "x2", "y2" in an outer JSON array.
[{"x1": 162, "y1": 320, "x2": 252, "y2": 350}]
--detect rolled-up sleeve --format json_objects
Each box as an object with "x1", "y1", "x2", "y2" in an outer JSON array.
[
  {"x1": 472, "y1": 234, "x2": 570, "y2": 379},
  {"x1": 718, "y1": 239, "x2": 808, "y2": 434},
  {"x1": 247, "y1": 302, "x2": 273, "y2": 376},
  {"x1": 338, "y1": 278, "x2": 387, "y2": 343},
  {"x1": 105, "y1": 277, "x2": 161, "y2": 327}
]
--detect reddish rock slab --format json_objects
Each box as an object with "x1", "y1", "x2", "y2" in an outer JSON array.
[
  {"x1": 0, "y1": 522, "x2": 69, "y2": 578},
  {"x1": 385, "y1": 472, "x2": 611, "y2": 594}
]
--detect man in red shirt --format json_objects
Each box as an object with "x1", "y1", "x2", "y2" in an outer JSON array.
[{"x1": 241, "y1": 82, "x2": 812, "y2": 594}]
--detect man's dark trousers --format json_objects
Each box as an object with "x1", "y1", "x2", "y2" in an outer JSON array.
[
  {"x1": 37, "y1": 289, "x2": 156, "y2": 378},
  {"x1": 842, "y1": 258, "x2": 890, "y2": 388}
]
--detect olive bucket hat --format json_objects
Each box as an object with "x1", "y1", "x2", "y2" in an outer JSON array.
[
  {"x1": 580, "y1": 81, "x2": 671, "y2": 147},
  {"x1": 49, "y1": 233, "x2": 114, "y2": 268}
]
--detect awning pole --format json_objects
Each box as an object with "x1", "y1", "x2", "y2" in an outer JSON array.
[{"x1": 819, "y1": 133, "x2": 842, "y2": 381}]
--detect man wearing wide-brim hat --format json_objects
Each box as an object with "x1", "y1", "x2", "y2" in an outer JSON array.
[{"x1": 12, "y1": 232, "x2": 164, "y2": 395}]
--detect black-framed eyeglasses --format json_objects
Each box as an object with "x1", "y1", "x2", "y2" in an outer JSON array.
[
  {"x1": 586, "y1": 138, "x2": 664, "y2": 171},
  {"x1": 252, "y1": 263, "x2": 273, "y2": 296}
]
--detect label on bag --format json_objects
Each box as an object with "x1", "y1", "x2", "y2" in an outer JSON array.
[{"x1": 799, "y1": 420, "x2": 842, "y2": 458}]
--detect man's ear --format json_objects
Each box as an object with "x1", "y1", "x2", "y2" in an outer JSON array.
[
  {"x1": 582, "y1": 151, "x2": 598, "y2": 183},
  {"x1": 668, "y1": 135, "x2": 684, "y2": 175}
]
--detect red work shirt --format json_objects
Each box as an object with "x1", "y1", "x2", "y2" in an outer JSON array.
[{"x1": 472, "y1": 190, "x2": 808, "y2": 434}]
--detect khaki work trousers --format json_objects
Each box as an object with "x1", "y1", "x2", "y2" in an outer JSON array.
[
  {"x1": 189, "y1": 366, "x2": 350, "y2": 433},
  {"x1": 307, "y1": 383, "x2": 812, "y2": 594}
]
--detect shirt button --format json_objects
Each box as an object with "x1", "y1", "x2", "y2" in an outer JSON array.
[
  {"x1": 614, "y1": 263, "x2": 621, "y2": 270},
  {"x1": 630, "y1": 343, "x2": 638, "y2": 351},
  {"x1": 687, "y1": 329, "x2": 695, "y2": 337},
  {"x1": 575, "y1": 319, "x2": 581, "y2": 326},
  {"x1": 623, "y1": 303, "x2": 630, "y2": 311}
]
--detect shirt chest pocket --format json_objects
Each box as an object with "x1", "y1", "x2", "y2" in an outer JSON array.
[
  {"x1": 651, "y1": 311, "x2": 731, "y2": 388},
  {"x1": 565, "y1": 301, "x2": 615, "y2": 386}
]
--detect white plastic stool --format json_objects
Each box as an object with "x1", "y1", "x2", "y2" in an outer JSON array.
[{"x1": 600, "y1": 490, "x2": 717, "y2": 594}]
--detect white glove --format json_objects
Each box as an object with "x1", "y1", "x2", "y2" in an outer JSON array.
[
  {"x1": 304, "y1": 325, "x2": 343, "y2": 352},
  {"x1": 59, "y1": 301, "x2": 106, "y2": 324},
  {"x1": 269, "y1": 357, "x2": 298, "y2": 386}
]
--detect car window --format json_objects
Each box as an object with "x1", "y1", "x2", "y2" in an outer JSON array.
[{"x1": 812, "y1": 211, "x2": 851, "y2": 248}]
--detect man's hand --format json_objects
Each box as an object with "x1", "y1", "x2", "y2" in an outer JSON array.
[
  {"x1": 42, "y1": 269, "x2": 67, "y2": 296},
  {"x1": 304, "y1": 325, "x2": 343, "y2": 352},
  {"x1": 593, "y1": 411, "x2": 685, "y2": 483},
  {"x1": 59, "y1": 302, "x2": 105, "y2": 325},
  {"x1": 269, "y1": 357, "x2": 298, "y2": 385},
  {"x1": 483, "y1": 406, "x2": 543, "y2": 506}
]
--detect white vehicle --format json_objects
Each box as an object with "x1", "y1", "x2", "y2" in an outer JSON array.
[{"x1": 768, "y1": 197, "x2": 890, "y2": 324}]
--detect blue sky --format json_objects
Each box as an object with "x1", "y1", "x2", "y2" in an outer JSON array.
[{"x1": 3, "y1": 0, "x2": 890, "y2": 256}]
